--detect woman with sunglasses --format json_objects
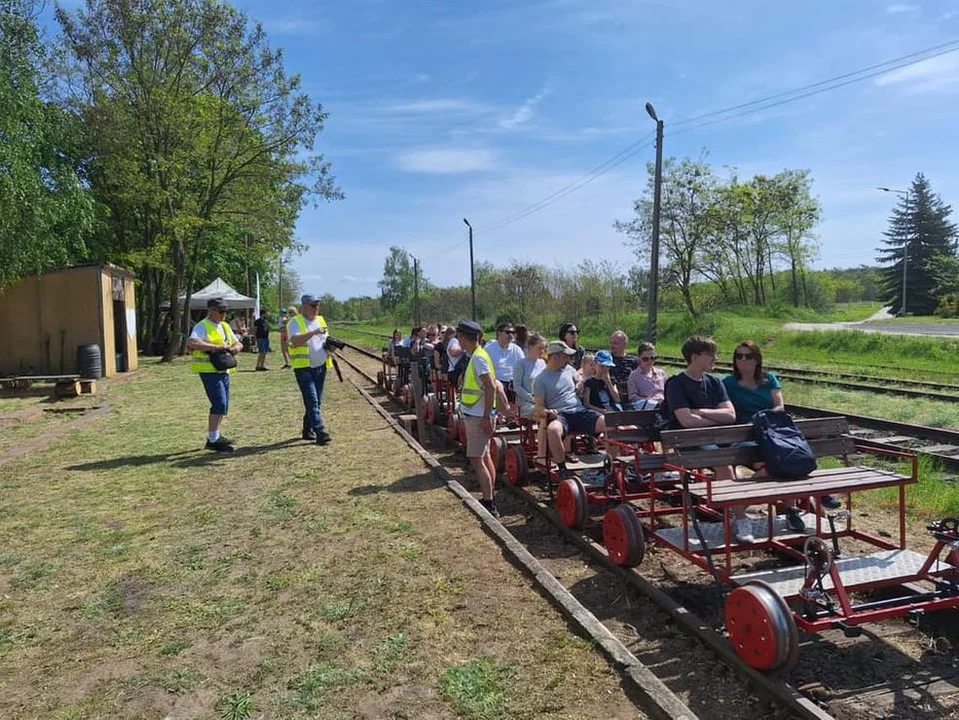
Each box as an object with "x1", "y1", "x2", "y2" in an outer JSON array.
[{"x1": 627, "y1": 342, "x2": 666, "y2": 410}]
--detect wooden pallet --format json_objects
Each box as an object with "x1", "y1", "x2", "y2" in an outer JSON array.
[{"x1": 0, "y1": 375, "x2": 96, "y2": 398}]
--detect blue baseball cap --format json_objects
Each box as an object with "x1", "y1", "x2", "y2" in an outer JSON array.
[
  {"x1": 300, "y1": 294, "x2": 318, "y2": 305},
  {"x1": 595, "y1": 350, "x2": 616, "y2": 367}
]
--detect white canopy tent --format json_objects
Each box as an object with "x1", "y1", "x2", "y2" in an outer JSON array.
[{"x1": 181, "y1": 278, "x2": 258, "y2": 311}]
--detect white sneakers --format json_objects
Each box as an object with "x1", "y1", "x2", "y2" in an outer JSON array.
[{"x1": 734, "y1": 517, "x2": 756, "y2": 544}]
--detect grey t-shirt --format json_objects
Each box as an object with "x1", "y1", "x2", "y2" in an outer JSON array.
[{"x1": 533, "y1": 365, "x2": 583, "y2": 412}]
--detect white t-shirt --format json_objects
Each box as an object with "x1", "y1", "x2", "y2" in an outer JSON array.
[
  {"x1": 446, "y1": 337, "x2": 462, "y2": 372},
  {"x1": 190, "y1": 319, "x2": 236, "y2": 345},
  {"x1": 484, "y1": 340, "x2": 524, "y2": 383},
  {"x1": 461, "y1": 351, "x2": 492, "y2": 417},
  {"x1": 289, "y1": 316, "x2": 327, "y2": 367}
]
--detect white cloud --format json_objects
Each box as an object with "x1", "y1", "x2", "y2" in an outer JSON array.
[
  {"x1": 340, "y1": 274, "x2": 377, "y2": 283},
  {"x1": 499, "y1": 86, "x2": 552, "y2": 129},
  {"x1": 884, "y1": 3, "x2": 918, "y2": 13},
  {"x1": 395, "y1": 147, "x2": 497, "y2": 174},
  {"x1": 380, "y1": 98, "x2": 489, "y2": 114},
  {"x1": 261, "y1": 17, "x2": 325, "y2": 36},
  {"x1": 873, "y1": 53, "x2": 959, "y2": 93}
]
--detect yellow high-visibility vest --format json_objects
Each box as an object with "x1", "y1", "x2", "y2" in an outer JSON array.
[
  {"x1": 461, "y1": 346, "x2": 495, "y2": 408},
  {"x1": 288, "y1": 314, "x2": 333, "y2": 370},
  {"x1": 191, "y1": 318, "x2": 237, "y2": 374}
]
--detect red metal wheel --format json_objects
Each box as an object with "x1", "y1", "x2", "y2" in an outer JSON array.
[
  {"x1": 603, "y1": 505, "x2": 645, "y2": 567},
  {"x1": 424, "y1": 393, "x2": 436, "y2": 424},
  {"x1": 490, "y1": 437, "x2": 508, "y2": 473},
  {"x1": 376, "y1": 370, "x2": 385, "y2": 388},
  {"x1": 725, "y1": 581, "x2": 798, "y2": 671},
  {"x1": 428, "y1": 394, "x2": 441, "y2": 425},
  {"x1": 556, "y1": 476, "x2": 588, "y2": 529},
  {"x1": 447, "y1": 412, "x2": 460, "y2": 442},
  {"x1": 505, "y1": 445, "x2": 528, "y2": 486},
  {"x1": 457, "y1": 415, "x2": 468, "y2": 446}
]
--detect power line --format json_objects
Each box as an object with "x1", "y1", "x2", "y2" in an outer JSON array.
[{"x1": 477, "y1": 37, "x2": 959, "y2": 232}]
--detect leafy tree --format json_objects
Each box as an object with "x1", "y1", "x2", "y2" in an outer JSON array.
[
  {"x1": 876, "y1": 173, "x2": 957, "y2": 315},
  {"x1": 57, "y1": 0, "x2": 340, "y2": 357},
  {"x1": 377, "y1": 246, "x2": 416, "y2": 311},
  {"x1": 0, "y1": 0, "x2": 93, "y2": 288}
]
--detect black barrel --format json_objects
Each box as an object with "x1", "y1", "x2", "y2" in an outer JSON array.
[{"x1": 77, "y1": 343, "x2": 103, "y2": 379}]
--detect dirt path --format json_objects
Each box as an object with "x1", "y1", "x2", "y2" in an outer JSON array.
[
  {"x1": 0, "y1": 359, "x2": 645, "y2": 719},
  {"x1": 785, "y1": 306, "x2": 959, "y2": 338}
]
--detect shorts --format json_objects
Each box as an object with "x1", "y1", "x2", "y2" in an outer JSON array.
[
  {"x1": 200, "y1": 372, "x2": 230, "y2": 416},
  {"x1": 557, "y1": 408, "x2": 601, "y2": 436},
  {"x1": 630, "y1": 398, "x2": 658, "y2": 410},
  {"x1": 463, "y1": 415, "x2": 493, "y2": 458},
  {"x1": 500, "y1": 380, "x2": 516, "y2": 403},
  {"x1": 257, "y1": 338, "x2": 271, "y2": 353}
]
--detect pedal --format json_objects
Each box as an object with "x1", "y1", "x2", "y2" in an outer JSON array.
[
  {"x1": 835, "y1": 621, "x2": 862, "y2": 638},
  {"x1": 908, "y1": 608, "x2": 925, "y2": 626},
  {"x1": 826, "y1": 510, "x2": 851, "y2": 521}
]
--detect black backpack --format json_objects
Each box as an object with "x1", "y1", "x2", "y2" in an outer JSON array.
[{"x1": 752, "y1": 410, "x2": 817, "y2": 479}]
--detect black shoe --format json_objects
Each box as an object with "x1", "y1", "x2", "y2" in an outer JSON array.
[
  {"x1": 255, "y1": 367, "x2": 269, "y2": 372},
  {"x1": 220, "y1": 436, "x2": 236, "y2": 446},
  {"x1": 315, "y1": 431, "x2": 332, "y2": 446},
  {"x1": 785, "y1": 507, "x2": 807, "y2": 533},
  {"x1": 821, "y1": 495, "x2": 842, "y2": 510},
  {"x1": 205, "y1": 437, "x2": 234, "y2": 452},
  {"x1": 281, "y1": 364, "x2": 291, "y2": 369},
  {"x1": 479, "y1": 499, "x2": 500, "y2": 518},
  {"x1": 302, "y1": 429, "x2": 317, "y2": 441}
]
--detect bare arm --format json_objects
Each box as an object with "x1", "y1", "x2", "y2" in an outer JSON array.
[
  {"x1": 674, "y1": 401, "x2": 737, "y2": 428},
  {"x1": 771, "y1": 389, "x2": 784, "y2": 411},
  {"x1": 290, "y1": 327, "x2": 323, "y2": 348}
]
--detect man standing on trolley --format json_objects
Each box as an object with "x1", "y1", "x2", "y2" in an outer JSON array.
[{"x1": 288, "y1": 294, "x2": 334, "y2": 445}]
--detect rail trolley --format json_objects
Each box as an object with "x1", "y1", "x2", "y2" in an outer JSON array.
[{"x1": 599, "y1": 416, "x2": 959, "y2": 671}]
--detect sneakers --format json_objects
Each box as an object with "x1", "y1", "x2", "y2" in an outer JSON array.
[
  {"x1": 302, "y1": 429, "x2": 317, "y2": 441},
  {"x1": 821, "y1": 495, "x2": 842, "y2": 510},
  {"x1": 479, "y1": 498, "x2": 500, "y2": 518},
  {"x1": 785, "y1": 507, "x2": 807, "y2": 533},
  {"x1": 220, "y1": 436, "x2": 236, "y2": 446},
  {"x1": 315, "y1": 431, "x2": 332, "y2": 446},
  {"x1": 255, "y1": 367, "x2": 269, "y2": 372},
  {"x1": 205, "y1": 437, "x2": 234, "y2": 453},
  {"x1": 734, "y1": 517, "x2": 756, "y2": 544}
]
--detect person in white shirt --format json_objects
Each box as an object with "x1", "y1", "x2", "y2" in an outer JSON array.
[
  {"x1": 288, "y1": 294, "x2": 332, "y2": 445},
  {"x1": 484, "y1": 322, "x2": 525, "y2": 402}
]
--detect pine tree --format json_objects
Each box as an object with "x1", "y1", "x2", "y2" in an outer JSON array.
[{"x1": 876, "y1": 173, "x2": 958, "y2": 315}]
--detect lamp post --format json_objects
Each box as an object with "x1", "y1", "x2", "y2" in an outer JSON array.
[
  {"x1": 878, "y1": 186, "x2": 910, "y2": 316},
  {"x1": 463, "y1": 218, "x2": 476, "y2": 321},
  {"x1": 412, "y1": 255, "x2": 420, "y2": 326},
  {"x1": 645, "y1": 102, "x2": 664, "y2": 343}
]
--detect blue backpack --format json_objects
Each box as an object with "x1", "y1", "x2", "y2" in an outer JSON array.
[{"x1": 752, "y1": 410, "x2": 817, "y2": 479}]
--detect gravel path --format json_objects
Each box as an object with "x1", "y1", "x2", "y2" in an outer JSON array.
[{"x1": 784, "y1": 307, "x2": 959, "y2": 338}]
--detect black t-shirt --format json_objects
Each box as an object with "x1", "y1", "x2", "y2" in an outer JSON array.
[
  {"x1": 663, "y1": 372, "x2": 729, "y2": 429},
  {"x1": 254, "y1": 317, "x2": 270, "y2": 339},
  {"x1": 611, "y1": 354, "x2": 639, "y2": 384},
  {"x1": 584, "y1": 377, "x2": 616, "y2": 411},
  {"x1": 434, "y1": 339, "x2": 448, "y2": 370}
]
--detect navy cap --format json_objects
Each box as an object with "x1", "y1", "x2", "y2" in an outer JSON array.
[
  {"x1": 300, "y1": 294, "x2": 318, "y2": 305},
  {"x1": 207, "y1": 297, "x2": 228, "y2": 310},
  {"x1": 456, "y1": 319, "x2": 483, "y2": 337}
]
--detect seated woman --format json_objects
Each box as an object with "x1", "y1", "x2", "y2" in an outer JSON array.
[
  {"x1": 722, "y1": 340, "x2": 834, "y2": 532},
  {"x1": 581, "y1": 350, "x2": 621, "y2": 413},
  {"x1": 513, "y1": 333, "x2": 547, "y2": 419},
  {"x1": 387, "y1": 328, "x2": 402, "y2": 357},
  {"x1": 627, "y1": 342, "x2": 666, "y2": 410}
]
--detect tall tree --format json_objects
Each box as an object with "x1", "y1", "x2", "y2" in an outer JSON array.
[
  {"x1": 615, "y1": 156, "x2": 716, "y2": 317},
  {"x1": 0, "y1": 0, "x2": 93, "y2": 288},
  {"x1": 57, "y1": 0, "x2": 340, "y2": 358},
  {"x1": 377, "y1": 246, "x2": 415, "y2": 311},
  {"x1": 876, "y1": 173, "x2": 957, "y2": 315}
]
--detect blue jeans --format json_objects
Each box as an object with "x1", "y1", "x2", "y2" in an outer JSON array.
[
  {"x1": 295, "y1": 366, "x2": 327, "y2": 433},
  {"x1": 200, "y1": 372, "x2": 230, "y2": 416}
]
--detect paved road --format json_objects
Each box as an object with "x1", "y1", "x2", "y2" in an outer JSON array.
[{"x1": 783, "y1": 307, "x2": 959, "y2": 338}]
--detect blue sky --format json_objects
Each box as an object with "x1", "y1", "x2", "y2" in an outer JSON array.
[{"x1": 50, "y1": 0, "x2": 959, "y2": 299}]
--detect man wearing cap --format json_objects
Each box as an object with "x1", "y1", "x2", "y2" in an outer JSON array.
[
  {"x1": 288, "y1": 294, "x2": 333, "y2": 445},
  {"x1": 582, "y1": 350, "x2": 622, "y2": 412},
  {"x1": 558, "y1": 322, "x2": 586, "y2": 371},
  {"x1": 187, "y1": 298, "x2": 244, "y2": 452},
  {"x1": 534, "y1": 341, "x2": 607, "y2": 476},
  {"x1": 456, "y1": 320, "x2": 500, "y2": 517}
]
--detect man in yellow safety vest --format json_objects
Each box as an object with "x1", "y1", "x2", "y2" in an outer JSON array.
[
  {"x1": 288, "y1": 294, "x2": 334, "y2": 444},
  {"x1": 455, "y1": 320, "x2": 500, "y2": 517},
  {"x1": 187, "y1": 297, "x2": 244, "y2": 452}
]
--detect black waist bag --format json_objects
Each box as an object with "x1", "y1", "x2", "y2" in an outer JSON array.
[
  {"x1": 208, "y1": 350, "x2": 237, "y2": 371},
  {"x1": 752, "y1": 409, "x2": 817, "y2": 479}
]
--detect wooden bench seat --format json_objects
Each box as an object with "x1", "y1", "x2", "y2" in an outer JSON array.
[
  {"x1": 604, "y1": 409, "x2": 659, "y2": 446},
  {"x1": 660, "y1": 417, "x2": 915, "y2": 506}
]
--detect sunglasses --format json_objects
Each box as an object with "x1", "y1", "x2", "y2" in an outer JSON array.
[
  {"x1": 735, "y1": 352, "x2": 756, "y2": 360},
  {"x1": 501, "y1": 329, "x2": 515, "y2": 334},
  {"x1": 640, "y1": 355, "x2": 657, "y2": 362},
  {"x1": 566, "y1": 330, "x2": 580, "y2": 335}
]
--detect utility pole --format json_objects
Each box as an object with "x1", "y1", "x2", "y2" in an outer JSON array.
[
  {"x1": 645, "y1": 103, "x2": 664, "y2": 343},
  {"x1": 463, "y1": 218, "x2": 476, "y2": 320},
  {"x1": 413, "y1": 255, "x2": 420, "y2": 326},
  {"x1": 278, "y1": 253, "x2": 283, "y2": 311},
  {"x1": 878, "y1": 186, "x2": 911, "y2": 316}
]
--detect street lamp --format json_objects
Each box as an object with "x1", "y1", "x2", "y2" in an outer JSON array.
[
  {"x1": 463, "y1": 218, "x2": 476, "y2": 321},
  {"x1": 411, "y1": 255, "x2": 420, "y2": 326},
  {"x1": 645, "y1": 102, "x2": 664, "y2": 343},
  {"x1": 878, "y1": 186, "x2": 910, "y2": 316}
]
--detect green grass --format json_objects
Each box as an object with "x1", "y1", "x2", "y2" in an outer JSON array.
[
  {"x1": 438, "y1": 657, "x2": 514, "y2": 720},
  {"x1": 866, "y1": 316, "x2": 959, "y2": 325}
]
